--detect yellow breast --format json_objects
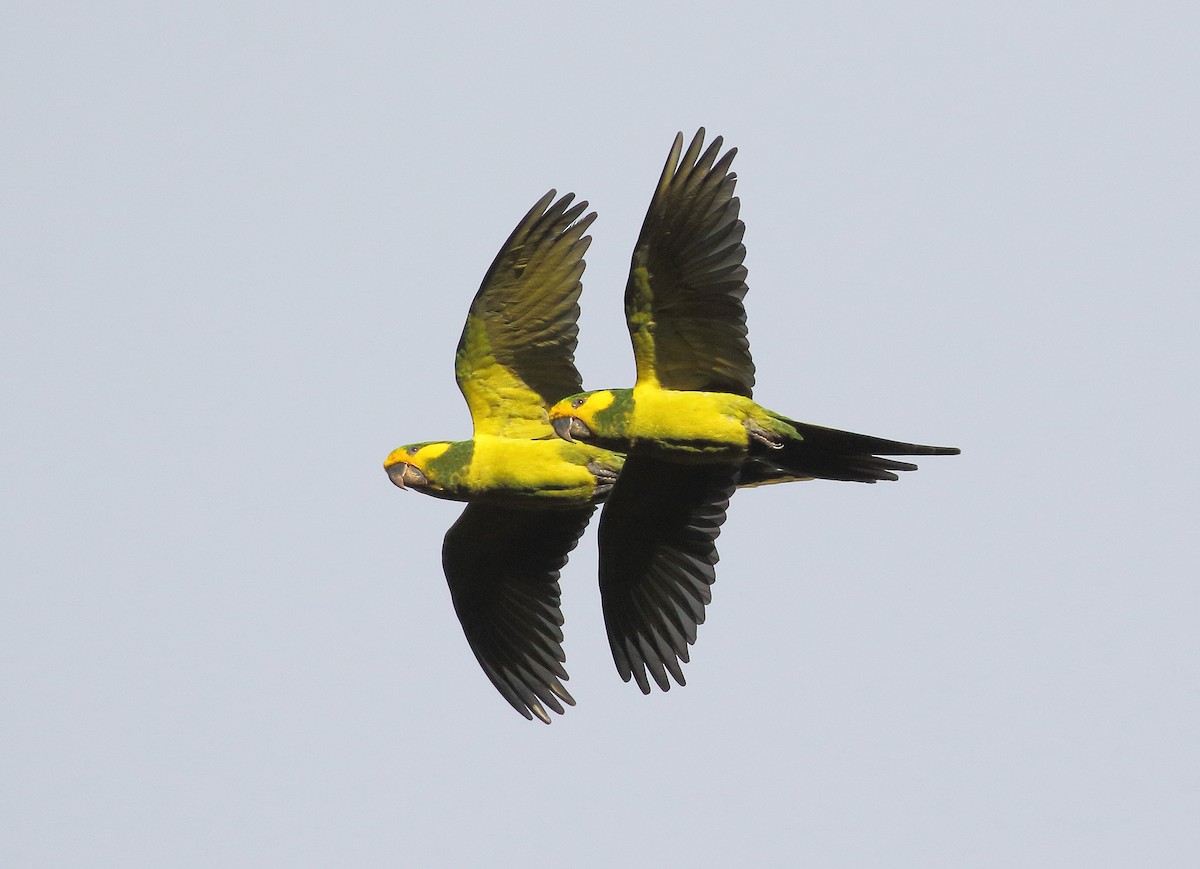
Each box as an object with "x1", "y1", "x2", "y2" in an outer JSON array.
[
  {"x1": 467, "y1": 436, "x2": 598, "y2": 502},
  {"x1": 629, "y1": 386, "x2": 752, "y2": 459}
]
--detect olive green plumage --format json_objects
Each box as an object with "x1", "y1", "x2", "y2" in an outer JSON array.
[{"x1": 549, "y1": 129, "x2": 960, "y2": 694}]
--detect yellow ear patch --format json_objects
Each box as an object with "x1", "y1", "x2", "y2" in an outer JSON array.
[
  {"x1": 583, "y1": 390, "x2": 615, "y2": 414},
  {"x1": 412, "y1": 442, "x2": 451, "y2": 464},
  {"x1": 563, "y1": 390, "x2": 616, "y2": 426},
  {"x1": 384, "y1": 442, "x2": 452, "y2": 470}
]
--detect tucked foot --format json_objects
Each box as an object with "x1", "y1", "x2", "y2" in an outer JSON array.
[{"x1": 746, "y1": 419, "x2": 785, "y2": 450}]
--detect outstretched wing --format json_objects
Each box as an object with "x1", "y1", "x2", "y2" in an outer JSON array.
[
  {"x1": 597, "y1": 456, "x2": 738, "y2": 693},
  {"x1": 442, "y1": 502, "x2": 595, "y2": 723},
  {"x1": 455, "y1": 192, "x2": 597, "y2": 438},
  {"x1": 624, "y1": 129, "x2": 754, "y2": 397}
]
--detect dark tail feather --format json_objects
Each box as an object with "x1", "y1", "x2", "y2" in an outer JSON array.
[{"x1": 757, "y1": 418, "x2": 960, "y2": 484}]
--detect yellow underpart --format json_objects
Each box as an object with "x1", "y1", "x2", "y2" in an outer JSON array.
[
  {"x1": 467, "y1": 435, "x2": 599, "y2": 501},
  {"x1": 630, "y1": 384, "x2": 754, "y2": 457}
]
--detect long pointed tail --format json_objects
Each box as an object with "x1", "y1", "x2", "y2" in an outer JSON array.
[{"x1": 753, "y1": 417, "x2": 960, "y2": 483}]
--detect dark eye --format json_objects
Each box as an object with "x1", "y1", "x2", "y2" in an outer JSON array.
[
  {"x1": 571, "y1": 397, "x2": 587, "y2": 409},
  {"x1": 407, "y1": 446, "x2": 420, "y2": 455}
]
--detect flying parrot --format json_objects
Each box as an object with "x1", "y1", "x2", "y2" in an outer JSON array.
[
  {"x1": 548, "y1": 129, "x2": 960, "y2": 695},
  {"x1": 384, "y1": 192, "x2": 620, "y2": 723}
]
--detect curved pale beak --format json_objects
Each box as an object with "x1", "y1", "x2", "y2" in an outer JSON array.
[
  {"x1": 552, "y1": 416, "x2": 592, "y2": 443},
  {"x1": 385, "y1": 461, "x2": 428, "y2": 490}
]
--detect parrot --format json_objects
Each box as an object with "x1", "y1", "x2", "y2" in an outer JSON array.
[
  {"x1": 548, "y1": 129, "x2": 960, "y2": 695},
  {"x1": 384, "y1": 191, "x2": 619, "y2": 723}
]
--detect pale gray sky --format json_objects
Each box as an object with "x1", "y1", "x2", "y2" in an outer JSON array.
[{"x1": 3, "y1": 2, "x2": 1197, "y2": 866}]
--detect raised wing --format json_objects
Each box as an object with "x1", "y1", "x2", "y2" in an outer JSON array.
[
  {"x1": 455, "y1": 192, "x2": 597, "y2": 438},
  {"x1": 597, "y1": 456, "x2": 738, "y2": 693},
  {"x1": 442, "y1": 502, "x2": 595, "y2": 723},
  {"x1": 624, "y1": 129, "x2": 754, "y2": 397}
]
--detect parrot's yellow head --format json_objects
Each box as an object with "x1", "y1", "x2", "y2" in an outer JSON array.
[
  {"x1": 383, "y1": 441, "x2": 452, "y2": 492},
  {"x1": 548, "y1": 389, "x2": 633, "y2": 450}
]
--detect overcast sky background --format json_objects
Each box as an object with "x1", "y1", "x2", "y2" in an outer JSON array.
[{"x1": 4, "y1": 3, "x2": 1197, "y2": 866}]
